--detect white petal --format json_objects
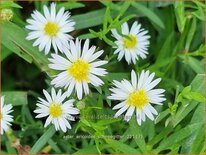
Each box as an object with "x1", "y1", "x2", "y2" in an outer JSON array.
[
  {"x1": 121, "y1": 22, "x2": 129, "y2": 35},
  {"x1": 44, "y1": 116, "x2": 52, "y2": 127},
  {"x1": 114, "y1": 104, "x2": 129, "y2": 118},
  {"x1": 112, "y1": 101, "x2": 126, "y2": 110},
  {"x1": 131, "y1": 70, "x2": 137, "y2": 89},
  {"x1": 142, "y1": 106, "x2": 154, "y2": 120},
  {"x1": 43, "y1": 89, "x2": 52, "y2": 103},
  {"x1": 124, "y1": 106, "x2": 135, "y2": 122},
  {"x1": 76, "y1": 82, "x2": 83, "y2": 100},
  {"x1": 136, "y1": 109, "x2": 142, "y2": 125},
  {"x1": 145, "y1": 78, "x2": 161, "y2": 91}
]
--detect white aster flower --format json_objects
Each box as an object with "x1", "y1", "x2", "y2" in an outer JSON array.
[
  {"x1": 48, "y1": 38, "x2": 108, "y2": 100},
  {"x1": 108, "y1": 70, "x2": 166, "y2": 125},
  {"x1": 34, "y1": 88, "x2": 79, "y2": 132},
  {"x1": 0, "y1": 96, "x2": 14, "y2": 135},
  {"x1": 26, "y1": 3, "x2": 75, "y2": 54},
  {"x1": 111, "y1": 21, "x2": 150, "y2": 64}
]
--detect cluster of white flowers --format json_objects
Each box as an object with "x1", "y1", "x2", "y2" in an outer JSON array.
[{"x1": 1, "y1": 3, "x2": 166, "y2": 134}]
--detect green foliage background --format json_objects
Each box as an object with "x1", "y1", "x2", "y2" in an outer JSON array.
[{"x1": 1, "y1": 0, "x2": 205, "y2": 154}]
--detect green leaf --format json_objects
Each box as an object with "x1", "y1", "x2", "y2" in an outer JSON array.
[
  {"x1": 1, "y1": 45, "x2": 12, "y2": 61},
  {"x1": 190, "y1": 126, "x2": 204, "y2": 154},
  {"x1": 4, "y1": 135, "x2": 17, "y2": 154},
  {"x1": 1, "y1": 23, "x2": 33, "y2": 63},
  {"x1": 72, "y1": 9, "x2": 106, "y2": 30},
  {"x1": 104, "y1": 73, "x2": 128, "y2": 82},
  {"x1": 185, "y1": 17, "x2": 196, "y2": 51},
  {"x1": 78, "y1": 33, "x2": 96, "y2": 39},
  {"x1": 181, "y1": 103, "x2": 205, "y2": 154},
  {"x1": 149, "y1": 57, "x2": 176, "y2": 71},
  {"x1": 190, "y1": 92, "x2": 205, "y2": 102},
  {"x1": 156, "y1": 32, "x2": 174, "y2": 62},
  {"x1": 174, "y1": 1, "x2": 186, "y2": 33},
  {"x1": 129, "y1": 117, "x2": 149, "y2": 153},
  {"x1": 30, "y1": 126, "x2": 56, "y2": 154},
  {"x1": 131, "y1": 2, "x2": 165, "y2": 29},
  {"x1": 2, "y1": 91, "x2": 28, "y2": 106},
  {"x1": 106, "y1": 138, "x2": 140, "y2": 153},
  {"x1": 73, "y1": 145, "x2": 99, "y2": 154},
  {"x1": 2, "y1": 21, "x2": 53, "y2": 76},
  {"x1": 190, "y1": 74, "x2": 205, "y2": 93},
  {"x1": 155, "y1": 109, "x2": 170, "y2": 124},
  {"x1": 187, "y1": 56, "x2": 204, "y2": 74},
  {"x1": 169, "y1": 74, "x2": 204, "y2": 127},
  {"x1": 155, "y1": 123, "x2": 203, "y2": 152},
  {"x1": 192, "y1": 1, "x2": 205, "y2": 21},
  {"x1": 0, "y1": 1, "x2": 22, "y2": 9},
  {"x1": 56, "y1": 2, "x2": 85, "y2": 10},
  {"x1": 97, "y1": 118, "x2": 120, "y2": 126},
  {"x1": 48, "y1": 139, "x2": 62, "y2": 153}
]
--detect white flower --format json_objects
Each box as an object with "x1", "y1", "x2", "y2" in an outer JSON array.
[
  {"x1": 48, "y1": 38, "x2": 108, "y2": 100},
  {"x1": 34, "y1": 88, "x2": 79, "y2": 132},
  {"x1": 26, "y1": 3, "x2": 75, "y2": 54},
  {"x1": 111, "y1": 21, "x2": 150, "y2": 64},
  {"x1": 108, "y1": 70, "x2": 166, "y2": 125},
  {"x1": 0, "y1": 96, "x2": 13, "y2": 135}
]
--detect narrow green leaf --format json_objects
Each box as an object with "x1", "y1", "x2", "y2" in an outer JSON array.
[
  {"x1": 104, "y1": 73, "x2": 128, "y2": 82},
  {"x1": 4, "y1": 135, "x2": 17, "y2": 154},
  {"x1": 148, "y1": 125, "x2": 173, "y2": 147},
  {"x1": 73, "y1": 145, "x2": 99, "y2": 154},
  {"x1": 2, "y1": 26, "x2": 33, "y2": 63},
  {"x1": 48, "y1": 139, "x2": 62, "y2": 153},
  {"x1": 181, "y1": 103, "x2": 205, "y2": 153},
  {"x1": 156, "y1": 32, "x2": 174, "y2": 61},
  {"x1": 30, "y1": 126, "x2": 56, "y2": 154},
  {"x1": 155, "y1": 123, "x2": 203, "y2": 152},
  {"x1": 106, "y1": 138, "x2": 140, "y2": 153},
  {"x1": 78, "y1": 33, "x2": 96, "y2": 39},
  {"x1": 2, "y1": 91, "x2": 28, "y2": 106},
  {"x1": 56, "y1": 2, "x2": 85, "y2": 10},
  {"x1": 1, "y1": 45, "x2": 12, "y2": 61},
  {"x1": 174, "y1": 1, "x2": 186, "y2": 33},
  {"x1": 190, "y1": 126, "x2": 204, "y2": 154},
  {"x1": 131, "y1": 2, "x2": 165, "y2": 29},
  {"x1": 155, "y1": 109, "x2": 170, "y2": 124},
  {"x1": 187, "y1": 56, "x2": 204, "y2": 74},
  {"x1": 170, "y1": 74, "x2": 204, "y2": 127},
  {"x1": 185, "y1": 17, "x2": 196, "y2": 51},
  {"x1": 2, "y1": 21, "x2": 53, "y2": 76},
  {"x1": 0, "y1": 1, "x2": 22, "y2": 9},
  {"x1": 72, "y1": 9, "x2": 106, "y2": 30},
  {"x1": 190, "y1": 92, "x2": 205, "y2": 102},
  {"x1": 129, "y1": 117, "x2": 149, "y2": 153}
]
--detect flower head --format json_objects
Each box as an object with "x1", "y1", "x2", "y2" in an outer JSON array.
[
  {"x1": 111, "y1": 22, "x2": 150, "y2": 64},
  {"x1": 34, "y1": 88, "x2": 79, "y2": 132},
  {"x1": 0, "y1": 9, "x2": 13, "y2": 21},
  {"x1": 49, "y1": 38, "x2": 108, "y2": 100},
  {"x1": 0, "y1": 96, "x2": 13, "y2": 135},
  {"x1": 108, "y1": 70, "x2": 166, "y2": 125},
  {"x1": 26, "y1": 3, "x2": 75, "y2": 54}
]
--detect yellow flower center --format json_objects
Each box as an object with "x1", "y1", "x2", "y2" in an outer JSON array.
[
  {"x1": 127, "y1": 89, "x2": 149, "y2": 110},
  {"x1": 44, "y1": 22, "x2": 59, "y2": 37},
  {"x1": 67, "y1": 59, "x2": 90, "y2": 82},
  {"x1": 123, "y1": 35, "x2": 137, "y2": 49},
  {"x1": 49, "y1": 103, "x2": 62, "y2": 118}
]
